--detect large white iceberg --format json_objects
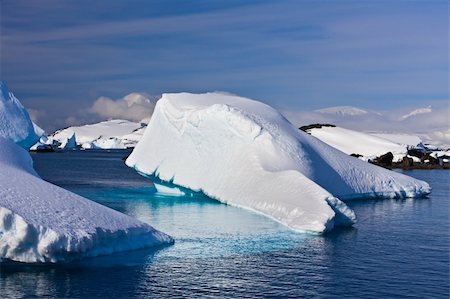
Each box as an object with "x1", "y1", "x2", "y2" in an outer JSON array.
[
  {"x1": 127, "y1": 92, "x2": 431, "y2": 233},
  {"x1": 0, "y1": 82, "x2": 173, "y2": 263}
]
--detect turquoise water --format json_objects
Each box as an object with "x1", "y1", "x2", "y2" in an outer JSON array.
[{"x1": 1, "y1": 151, "x2": 448, "y2": 298}]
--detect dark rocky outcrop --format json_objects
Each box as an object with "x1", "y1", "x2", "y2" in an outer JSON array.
[
  {"x1": 370, "y1": 152, "x2": 394, "y2": 168},
  {"x1": 299, "y1": 124, "x2": 336, "y2": 132},
  {"x1": 398, "y1": 156, "x2": 414, "y2": 169},
  {"x1": 407, "y1": 148, "x2": 426, "y2": 159},
  {"x1": 421, "y1": 153, "x2": 438, "y2": 165}
]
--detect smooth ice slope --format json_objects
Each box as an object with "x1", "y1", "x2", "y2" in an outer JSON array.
[
  {"x1": 0, "y1": 82, "x2": 39, "y2": 149},
  {"x1": 306, "y1": 126, "x2": 408, "y2": 161},
  {"x1": 0, "y1": 138, "x2": 173, "y2": 263},
  {"x1": 127, "y1": 93, "x2": 430, "y2": 233}
]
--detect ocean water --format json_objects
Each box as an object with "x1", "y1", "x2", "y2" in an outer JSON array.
[{"x1": 1, "y1": 150, "x2": 448, "y2": 298}]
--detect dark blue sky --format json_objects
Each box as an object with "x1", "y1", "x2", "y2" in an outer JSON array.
[{"x1": 1, "y1": 0, "x2": 448, "y2": 131}]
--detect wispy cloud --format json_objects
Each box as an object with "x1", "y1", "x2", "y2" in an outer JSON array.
[{"x1": 1, "y1": 0, "x2": 447, "y2": 131}]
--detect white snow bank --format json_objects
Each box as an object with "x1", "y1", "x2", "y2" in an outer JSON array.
[
  {"x1": 0, "y1": 138, "x2": 173, "y2": 263},
  {"x1": 127, "y1": 92, "x2": 430, "y2": 233},
  {"x1": 306, "y1": 126, "x2": 407, "y2": 161},
  {"x1": 0, "y1": 82, "x2": 39, "y2": 149},
  {"x1": 50, "y1": 119, "x2": 145, "y2": 149}
]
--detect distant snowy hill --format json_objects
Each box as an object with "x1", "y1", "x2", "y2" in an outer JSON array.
[
  {"x1": 127, "y1": 92, "x2": 430, "y2": 233},
  {"x1": 303, "y1": 125, "x2": 450, "y2": 168},
  {"x1": 306, "y1": 126, "x2": 408, "y2": 162},
  {"x1": 49, "y1": 119, "x2": 147, "y2": 149},
  {"x1": 315, "y1": 106, "x2": 369, "y2": 116},
  {"x1": 0, "y1": 82, "x2": 172, "y2": 263},
  {"x1": 285, "y1": 103, "x2": 449, "y2": 150}
]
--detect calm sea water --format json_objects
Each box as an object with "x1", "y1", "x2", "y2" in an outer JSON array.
[{"x1": 1, "y1": 151, "x2": 448, "y2": 298}]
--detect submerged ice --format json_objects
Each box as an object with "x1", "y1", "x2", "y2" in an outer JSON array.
[{"x1": 127, "y1": 92, "x2": 431, "y2": 233}]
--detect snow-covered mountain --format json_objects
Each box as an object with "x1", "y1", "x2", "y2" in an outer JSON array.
[
  {"x1": 127, "y1": 92, "x2": 430, "y2": 234},
  {"x1": 0, "y1": 82, "x2": 172, "y2": 263},
  {"x1": 49, "y1": 119, "x2": 147, "y2": 149},
  {"x1": 315, "y1": 106, "x2": 369, "y2": 116}
]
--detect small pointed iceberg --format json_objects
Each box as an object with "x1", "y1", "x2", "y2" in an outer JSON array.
[{"x1": 126, "y1": 92, "x2": 431, "y2": 233}]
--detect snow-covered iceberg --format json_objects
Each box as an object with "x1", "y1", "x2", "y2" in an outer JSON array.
[
  {"x1": 127, "y1": 92, "x2": 431, "y2": 233},
  {"x1": 0, "y1": 82, "x2": 173, "y2": 263},
  {"x1": 0, "y1": 82, "x2": 39, "y2": 149},
  {"x1": 49, "y1": 119, "x2": 146, "y2": 149}
]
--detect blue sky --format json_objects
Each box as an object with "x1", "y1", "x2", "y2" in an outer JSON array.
[{"x1": 1, "y1": 0, "x2": 448, "y2": 131}]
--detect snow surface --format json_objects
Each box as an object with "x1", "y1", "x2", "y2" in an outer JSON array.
[
  {"x1": 120, "y1": 126, "x2": 147, "y2": 147},
  {"x1": 307, "y1": 126, "x2": 408, "y2": 162},
  {"x1": 49, "y1": 119, "x2": 146, "y2": 149},
  {"x1": 0, "y1": 82, "x2": 39, "y2": 149},
  {"x1": 371, "y1": 133, "x2": 423, "y2": 148},
  {"x1": 127, "y1": 92, "x2": 430, "y2": 233}
]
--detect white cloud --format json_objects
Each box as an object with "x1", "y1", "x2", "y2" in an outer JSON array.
[{"x1": 89, "y1": 92, "x2": 158, "y2": 122}]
